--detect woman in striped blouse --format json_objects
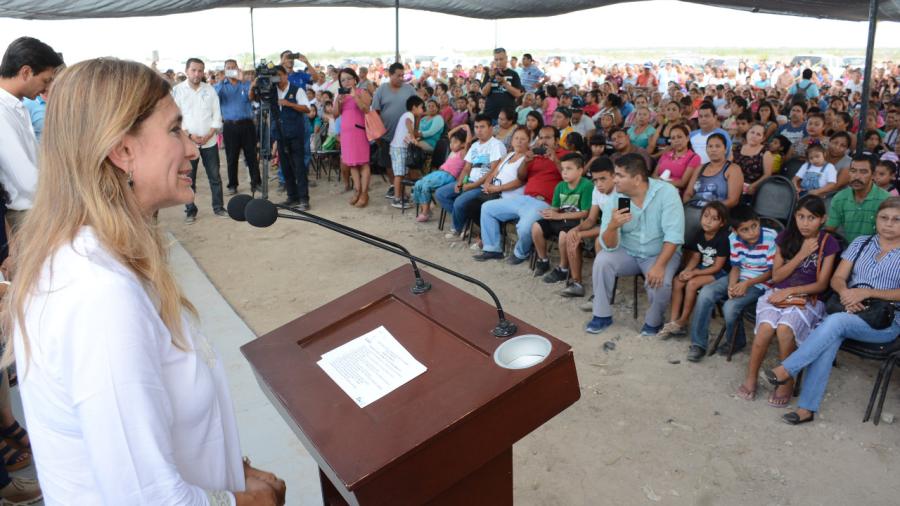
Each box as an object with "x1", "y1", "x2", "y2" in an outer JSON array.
[{"x1": 764, "y1": 197, "x2": 900, "y2": 425}]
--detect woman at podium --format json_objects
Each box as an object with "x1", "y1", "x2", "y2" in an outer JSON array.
[{"x1": 1, "y1": 58, "x2": 284, "y2": 506}]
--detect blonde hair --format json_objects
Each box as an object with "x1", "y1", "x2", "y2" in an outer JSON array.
[{"x1": 2, "y1": 58, "x2": 197, "y2": 366}]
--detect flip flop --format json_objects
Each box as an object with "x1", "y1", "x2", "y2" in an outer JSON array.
[
  {"x1": 0, "y1": 441, "x2": 30, "y2": 472},
  {"x1": 0, "y1": 421, "x2": 29, "y2": 451},
  {"x1": 768, "y1": 390, "x2": 792, "y2": 408},
  {"x1": 736, "y1": 384, "x2": 756, "y2": 401}
]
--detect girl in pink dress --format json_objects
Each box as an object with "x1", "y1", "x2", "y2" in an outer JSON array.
[{"x1": 333, "y1": 68, "x2": 373, "y2": 207}]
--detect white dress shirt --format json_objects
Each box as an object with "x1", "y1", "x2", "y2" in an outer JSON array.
[
  {"x1": 0, "y1": 87, "x2": 39, "y2": 210},
  {"x1": 15, "y1": 227, "x2": 244, "y2": 505},
  {"x1": 172, "y1": 81, "x2": 223, "y2": 149}
]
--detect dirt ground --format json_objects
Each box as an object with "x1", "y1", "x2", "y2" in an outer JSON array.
[{"x1": 160, "y1": 165, "x2": 900, "y2": 506}]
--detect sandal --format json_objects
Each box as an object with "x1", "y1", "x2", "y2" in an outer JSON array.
[
  {"x1": 736, "y1": 384, "x2": 756, "y2": 401},
  {"x1": 0, "y1": 421, "x2": 29, "y2": 451},
  {"x1": 0, "y1": 441, "x2": 31, "y2": 472},
  {"x1": 782, "y1": 411, "x2": 814, "y2": 425},
  {"x1": 768, "y1": 390, "x2": 792, "y2": 408},
  {"x1": 658, "y1": 321, "x2": 686, "y2": 340},
  {"x1": 763, "y1": 368, "x2": 790, "y2": 386}
]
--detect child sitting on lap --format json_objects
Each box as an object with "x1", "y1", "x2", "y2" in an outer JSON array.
[
  {"x1": 659, "y1": 201, "x2": 730, "y2": 338},
  {"x1": 792, "y1": 144, "x2": 837, "y2": 197},
  {"x1": 532, "y1": 153, "x2": 594, "y2": 282},
  {"x1": 414, "y1": 127, "x2": 471, "y2": 222}
]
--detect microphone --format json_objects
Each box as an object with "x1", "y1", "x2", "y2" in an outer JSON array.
[
  {"x1": 238, "y1": 196, "x2": 432, "y2": 295},
  {"x1": 236, "y1": 197, "x2": 518, "y2": 338}
]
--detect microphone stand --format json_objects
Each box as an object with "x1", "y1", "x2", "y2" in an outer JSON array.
[
  {"x1": 275, "y1": 204, "x2": 431, "y2": 295},
  {"x1": 272, "y1": 208, "x2": 518, "y2": 338}
]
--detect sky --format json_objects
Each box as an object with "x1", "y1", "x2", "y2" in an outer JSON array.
[{"x1": 0, "y1": 1, "x2": 898, "y2": 68}]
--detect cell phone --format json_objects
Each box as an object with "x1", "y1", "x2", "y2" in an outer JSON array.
[
  {"x1": 338, "y1": 87, "x2": 351, "y2": 95},
  {"x1": 618, "y1": 197, "x2": 631, "y2": 212},
  {"x1": 532, "y1": 146, "x2": 546, "y2": 155}
]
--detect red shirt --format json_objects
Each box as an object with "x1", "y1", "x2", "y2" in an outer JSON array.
[
  {"x1": 524, "y1": 149, "x2": 568, "y2": 201},
  {"x1": 636, "y1": 73, "x2": 658, "y2": 88},
  {"x1": 583, "y1": 103, "x2": 600, "y2": 118}
]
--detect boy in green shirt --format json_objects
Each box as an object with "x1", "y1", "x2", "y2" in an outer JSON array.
[{"x1": 533, "y1": 153, "x2": 594, "y2": 281}]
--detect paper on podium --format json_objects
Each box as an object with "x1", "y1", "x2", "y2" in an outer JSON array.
[{"x1": 317, "y1": 326, "x2": 427, "y2": 408}]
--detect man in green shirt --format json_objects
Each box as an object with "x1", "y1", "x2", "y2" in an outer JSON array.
[{"x1": 826, "y1": 155, "x2": 890, "y2": 243}]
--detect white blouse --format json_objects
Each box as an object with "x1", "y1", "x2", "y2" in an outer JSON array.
[{"x1": 14, "y1": 227, "x2": 244, "y2": 505}]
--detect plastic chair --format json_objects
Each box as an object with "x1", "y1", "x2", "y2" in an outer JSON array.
[
  {"x1": 752, "y1": 175, "x2": 797, "y2": 225},
  {"x1": 430, "y1": 137, "x2": 451, "y2": 170},
  {"x1": 683, "y1": 203, "x2": 703, "y2": 244},
  {"x1": 780, "y1": 158, "x2": 805, "y2": 180}
]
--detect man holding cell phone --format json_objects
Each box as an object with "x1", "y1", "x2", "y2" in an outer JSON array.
[{"x1": 585, "y1": 153, "x2": 685, "y2": 336}]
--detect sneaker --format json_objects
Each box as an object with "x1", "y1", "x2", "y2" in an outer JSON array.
[
  {"x1": 473, "y1": 251, "x2": 504, "y2": 262},
  {"x1": 184, "y1": 214, "x2": 197, "y2": 224},
  {"x1": 385, "y1": 187, "x2": 396, "y2": 199},
  {"x1": 542, "y1": 267, "x2": 569, "y2": 284},
  {"x1": 0, "y1": 476, "x2": 42, "y2": 504},
  {"x1": 226, "y1": 187, "x2": 238, "y2": 196},
  {"x1": 686, "y1": 345, "x2": 706, "y2": 362},
  {"x1": 445, "y1": 230, "x2": 462, "y2": 241},
  {"x1": 560, "y1": 282, "x2": 585, "y2": 297},
  {"x1": 585, "y1": 316, "x2": 613, "y2": 334},
  {"x1": 640, "y1": 323, "x2": 662, "y2": 337},
  {"x1": 391, "y1": 198, "x2": 412, "y2": 209},
  {"x1": 297, "y1": 201, "x2": 311, "y2": 211},
  {"x1": 580, "y1": 295, "x2": 594, "y2": 312},
  {"x1": 278, "y1": 198, "x2": 300, "y2": 207},
  {"x1": 251, "y1": 184, "x2": 261, "y2": 194},
  {"x1": 506, "y1": 254, "x2": 527, "y2": 265},
  {"x1": 533, "y1": 259, "x2": 550, "y2": 277},
  {"x1": 214, "y1": 209, "x2": 229, "y2": 217},
  {"x1": 415, "y1": 212, "x2": 432, "y2": 223},
  {"x1": 469, "y1": 241, "x2": 482, "y2": 251}
]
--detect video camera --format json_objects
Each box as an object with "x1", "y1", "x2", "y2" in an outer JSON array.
[{"x1": 254, "y1": 59, "x2": 282, "y2": 105}]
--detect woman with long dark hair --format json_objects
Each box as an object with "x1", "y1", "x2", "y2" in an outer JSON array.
[
  {"x1": 333, "y1": 67, "x2": 373, "y2": 207},
  {"x1": 738, "y1": 195, "x2": 840, "y2": 406}
]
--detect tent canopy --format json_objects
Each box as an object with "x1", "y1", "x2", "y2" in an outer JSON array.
[{"x1": 3, "y1": 0, "x2": 900, "y2": 22}]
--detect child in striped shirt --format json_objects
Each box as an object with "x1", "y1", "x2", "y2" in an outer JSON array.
[{"x1": 687, "y1": 205, "x2": 776, "y2": 362}]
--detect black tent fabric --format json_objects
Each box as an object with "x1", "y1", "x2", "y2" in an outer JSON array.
[{"x1": 2, "y1": 0, "x2": 900, "y2": 22}]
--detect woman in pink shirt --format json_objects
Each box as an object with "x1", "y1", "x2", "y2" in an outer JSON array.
[{"x1": 653, "y1": 123, "x2": 701, "y2": 192}]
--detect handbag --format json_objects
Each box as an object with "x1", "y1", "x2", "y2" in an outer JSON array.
[
  {"x1": 824, "y1": 235, "x2": 896, "y2": 330},
  {"x1": 406, "y1": 143, "x2": 427, "y2": 169},
  {"x1": 773, "y1": 233, "x2": 829, "y2": 309},
  {"x1": 364, "y1": 110, "x2": 387, "y2": 142}
]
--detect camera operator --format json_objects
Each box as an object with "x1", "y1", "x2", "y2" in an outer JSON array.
[
  {"x1": 280, "y1": 51, "x2": 315, "y2": 179},
  {"x1": 250, "y1": 65, "x2": 311, "y2": 210},
  {"x1": 480, "y1": 48, "x2": 524, "y2": 123}
]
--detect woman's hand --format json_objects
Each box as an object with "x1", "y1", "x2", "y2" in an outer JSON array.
[
  {"x1": 840, "y1": 287, "x2": 870, "y2": 307},
  {"x1": 767, "y1": 289, "x2": 791, "y2": 305}
]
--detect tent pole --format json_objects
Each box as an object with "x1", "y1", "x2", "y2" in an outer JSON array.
[
  {"x1": 856, "y1": 0, "x2": 878, "y2": 156},
  {"x1": 395, "y1": 0, "x2": 400, "y2": 63},
  {"x1": 250, "y1": 7, "x2": 257, "y2": 65}
]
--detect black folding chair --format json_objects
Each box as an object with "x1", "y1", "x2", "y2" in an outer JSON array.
[
  {"x1": 780, "y1": 158, "x2": 806, "y2": 180},
  {"x1": 752, "y1": 175, "x2": 797, "y2": 226},
  {"x1": 609, "y1": 275, "x2": 644, "y2": 320},
  {"x1": 839, "y1": 335, "x2": 900, "y2": 425}
]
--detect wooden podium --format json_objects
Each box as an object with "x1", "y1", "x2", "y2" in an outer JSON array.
[{"x1": 241, "y1": 265, "x2": 580, "y2": 505}]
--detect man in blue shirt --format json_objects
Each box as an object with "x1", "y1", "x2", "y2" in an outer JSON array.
[
  {"x1": 216, "y1": 59, "x2": 259, "y2": 195},
  {"x1": 280, "y1": 50, "x2": 314, "y2": 171},
  {"x1": 586, "y1": 153, "x2": 685, "y2": 336},
  {"x1": 690, "y1": 102, "x2": 732, "y2": 164},
  {"x1": 519, "y1": 54, "x2": 546, "y2": 94},
  {"x1": 789, "y1": 68, "x2": 820, "y2": 100}
]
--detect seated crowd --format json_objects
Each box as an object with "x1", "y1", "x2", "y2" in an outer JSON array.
[{"x1": 364, "y1": 49, "x2": 900, "y2": 427}]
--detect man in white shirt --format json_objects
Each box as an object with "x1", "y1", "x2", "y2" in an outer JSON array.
[
  {"x1": 0, "y1": 37, "x2": 63, "y2": 230},
  {"x1": 172, "y1": 57, "x2": 225, "y2": 223}
]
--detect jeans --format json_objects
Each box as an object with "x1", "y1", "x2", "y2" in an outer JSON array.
[
  {"x1": 689, "y1": 275, "x2": 764, "y2": 350},
  {"x1": 783, "y1": 313, "x2": 900, "y2": 412},
  {"x1": 434, "y1": 185, "x2": 482, "y2": 232},
  {"x1": 480, "y1": 195, "x2": 550, "y2": 259},
  {"x1": 413, "y1": 171, "x2": 455, "y2": 204},
  {"x1": 278, "y1": 136, "x2": 308, "y2": 202},
  {"x1": 185, "y1": 145, "x2": 224, "y2": 216},
  {"x1": 222, "y1": 120, "x2": 260, "y2": 190},
  {"x1": 591, "y1": 247, "x2": 682, "y2": 328}
]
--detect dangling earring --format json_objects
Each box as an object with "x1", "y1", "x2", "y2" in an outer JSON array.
[{"x1": 127, "y1": 170, "x2": 134, "y2": 188}]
